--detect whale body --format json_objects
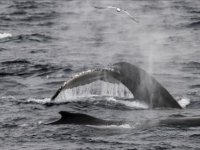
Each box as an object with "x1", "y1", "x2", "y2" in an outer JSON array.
[
  {"x1": 159, "y1": 117, "x2": 200, "y2": 127},
  {"x1": 51, "y1": 62, "x2": 181, "y2": 109},
  {"x1": 49, "y1": 111, "x2": 122, "y2": 126},
  {"x1": 48, "y1": 62, "x2": 200, "y2": 127},
  {"x1": 49, "y1": 111, "x2": 200, "y2": 128}
]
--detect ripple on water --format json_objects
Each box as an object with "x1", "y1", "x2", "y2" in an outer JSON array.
[
  {"x1": 183, "y1": 61, "x2": 200, "y2": 69},
  {"x1": 181, "y1": 61, "x2": 200, "y2": 75},
  {"x1": 0, "y1": 59, "x2": 65, "y2": 77},
  {"x1": 190, "y1": 84, "x2": 200, "y2": 89},
  {"x1": 0, "y1": 33, "x2": 54, "y2": 43},
  {"x1": 187, "y1": 21, "x2": 200, "y2": 30},
  {"x1": 9, "y1": 1, "x2": 56, "y2": 9}
]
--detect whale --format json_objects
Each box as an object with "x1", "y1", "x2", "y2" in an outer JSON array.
[
  {"x1": 49, "y1": 111, "x2": 123, "y2": 126},
  {"x1": 159, "y1": 117, "x2": 200, "y2": 127},
  {"x1": 51, "y1": 62, "x2": 182, "y2": 109},
  {"x1": 48, "y1": 62, "x2": 200, "y2": 127},
  {"x1": 49, "y1": 111, "x2": 200, "y2": 128}
]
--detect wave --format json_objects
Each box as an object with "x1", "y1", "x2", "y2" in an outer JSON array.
[
  {"x1": 183, "y1": 61, "x2": 200, "y2": 68},
  {"x1": 0, "y1": 48, "x2": 7, "y2": 51},
  {"x1": 190, "y1": 84, "x2": 200, "y2": 89},
  {"x1": 0, "y1": 33, "x2": 12, "y2": 39},
  {"x1": 0, "y1": 32, "x2": 55, "y2": 43},
  {"x1": 190, "y1": 10, "x2": 200, "y2": 14},
  {"x1": 9, "y1": 1, "x2": 39, "y2": 9},
  {"x1": 27, "y1": 95, "x2": 148, "y2": 110},
  {"x1": 20, "y1": 11, "x2": 58, "y2": 22},
  {"x1": 2, "y1": 33, "x2": 53, "y2": 43},
  {"x1": 37, "y1": 21, "x2": 54, "y2": 27},
  {"x1": 181, "y1": 61, "x2": 200, "y2": 72},
  {"x1": 1, "y1": 96, "x2": 16, "y2": 100},
  {"x1": 27, "y1": 98, "x2": 51, "y2": 104},
  {"x1": 187, "y1": 21, "x2": 200, "y2": 28},
  {"x1": 177, "y1": 97, "x2": 191, "y2": 108},
  {"x1": 87, "y1": 124, "x2": 133, "y2": 129},
  {"x1": 105, "y1": 97, "x2": 148, "y2": 109},
  {"x1": 1, "y1": 4, "x2": 58, "y2": 24},
  {"x1": 9, "y1": 10, "x2": 27, "y2": 16},
  {"x1": 0, "y1": 11, "x2": 58, "y2": 22},
  {"x1": 0, "y1": 59, "x2": 63, "y2": 77},
  {"x1": 9, "y1": 1, "x2": 56, "y2": 9},
  {"x1": 1, "y1": 59, "x2": 31, "y2": 65}
]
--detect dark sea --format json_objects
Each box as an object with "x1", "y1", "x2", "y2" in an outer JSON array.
[{"x1": 1, "y1": 0, "x2": 200, "y2": 149}]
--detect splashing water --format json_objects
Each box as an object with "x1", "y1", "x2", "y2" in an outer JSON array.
[
  {"x1": 54, "y1": 80, "x2": 134, "y2": 103},
  {"x1": 27, "y1": 97, "x2": 51, "y2": 104},
  {"x1": 0, "y1": 32, "x2": 12, "y2": 39},
  {"x1": 177, "y1": 97, "x2": 191, "y2": 108},
  {"x1": 87, "y1": 124, "x2": 133, "y2": 129},
  {"x1": 106, "y1": 97, "x2": 149, "y2": 109}
]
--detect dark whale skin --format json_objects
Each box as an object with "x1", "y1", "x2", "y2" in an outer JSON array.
[
  {"x1": 51, "y1": 62, "x2": 181, "y2": 109},
  {"x1": 49, "y1": 111, "x2": 122, "y2": 126},
  {"x1": 49, "y1": 111, "x2": 200, "y2": 128}
]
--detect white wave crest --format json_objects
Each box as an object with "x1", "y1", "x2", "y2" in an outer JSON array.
[
  {"x1": 1, "y1": 96, "x2": 16, "y2": 100},
  {"x1": 27, "y1": 98, "x2": 51, "y2": 104},
  {"x1": 106, "y1": 97, "x2": 149, "y2": 109},
  {"x1": 177, "y1": 97, "x2": 191, "y2": 108},
  {"x1": 0, "y1": 32, "x2": 12, "y2": 39},
  {"x1": 87, "y1": 124, "x2": 133, "y2": 129}
]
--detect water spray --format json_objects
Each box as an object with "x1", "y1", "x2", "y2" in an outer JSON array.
[{"x1": 94, "y1": 5, "x2": 139, "y2": 23}]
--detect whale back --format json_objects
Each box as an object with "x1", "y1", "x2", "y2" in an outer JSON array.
[
  {"x1": 49, "y1": 111, "x2": 200, "y2": 127},
  {"x1": 49, "y1": 111, "x2": 121, "y2": 125}
]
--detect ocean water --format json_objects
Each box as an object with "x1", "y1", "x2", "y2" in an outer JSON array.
[{"x1": 0, "y1": 0, "x2": 200, "y2": 149}]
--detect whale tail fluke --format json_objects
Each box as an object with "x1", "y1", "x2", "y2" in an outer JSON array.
[{"x1": 51, "y1": 62, "x2": 182, "y2": 109}]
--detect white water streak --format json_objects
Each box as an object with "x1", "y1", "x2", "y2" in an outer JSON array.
[
  {"x1": 87, "y1": 124, "x2": 133, "y2": 129},
  {"x1": 0, "y1": 33, "x2": 12, "y2": 39},
  {"x1": 106, "y1": 97, "x2": 149, "y2": 109},
  {"x1": 178, "y1": 97, "x2": 191, "y2": 108},
  {"x1": 54, "y1": 80, "x2": 134, "y2": 102},
  {"x1": 27, "y1": 98, "x2": 51, "y2": 104}
]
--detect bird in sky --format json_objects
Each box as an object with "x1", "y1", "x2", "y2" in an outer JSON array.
[{"x1": 94, "y1": 6, "x2": 139, "y2": 23}]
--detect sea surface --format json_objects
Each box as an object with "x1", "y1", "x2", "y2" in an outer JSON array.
[{"x1": 0, "y1": 0, "x2": 200, "y2": 149}]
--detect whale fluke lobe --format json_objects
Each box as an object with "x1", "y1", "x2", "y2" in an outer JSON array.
[
  {"x1": 51, "y1": 62, "x2": 182, "y2": 109},
  {"x1": 111, "y1": 62, "x2": 182, "y2": 108}
]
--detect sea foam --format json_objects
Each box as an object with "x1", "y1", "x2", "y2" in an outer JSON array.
[
  {"x1": 178, "y1": 97, "x2": 191, "y2": 108},
  {"x1": 0, "y1": 33, "x2": 12, "y2": 39}
]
